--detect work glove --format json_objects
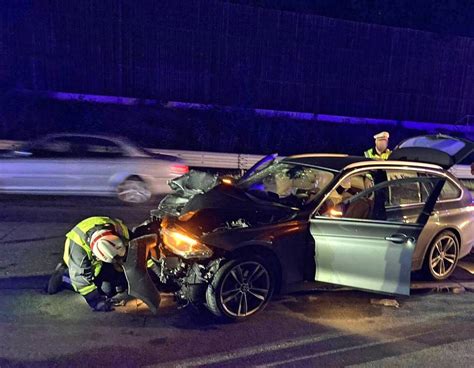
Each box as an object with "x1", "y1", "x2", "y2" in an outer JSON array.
[
  {"x1": 110, "y1": 291, "x2": 132, "y2": 306},
  {"x1": 85, "y1": 290, "x2": 114, "y2": 312}
]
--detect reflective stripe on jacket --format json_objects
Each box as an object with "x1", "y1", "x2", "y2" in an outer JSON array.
[
  {"x1": 63, "y1": 216, "x2": 129, "y2": 296},
  {"x1": 364, "y1": 147, "x2": 391, "y2": 160}
]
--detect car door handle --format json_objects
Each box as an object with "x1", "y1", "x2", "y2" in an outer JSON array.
[{"x1": 385, "y1": 234, "x2": 412, "y2": 244}]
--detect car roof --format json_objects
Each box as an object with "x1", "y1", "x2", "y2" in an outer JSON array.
[
  {"x1": 282, "y1": 154, "x2": 444, "y2": 172},
  {"x1": 282, "y1": 154, "x2": 370, "y2": 172}
]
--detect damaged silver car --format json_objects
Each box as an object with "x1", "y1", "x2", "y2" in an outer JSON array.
[{"x1": 129, "y1": 135, "x2": 474, "y2": 321}]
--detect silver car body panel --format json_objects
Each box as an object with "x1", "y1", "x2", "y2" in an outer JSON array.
[
  {"x1": 310, "y1": 218, "x2": 421, "y2": 295},
  {"x1": 310, "y1": 173, "x2": 445, "y2": 295},
  {"x1": 312, "y1": 161, "x2": 474, "y2": 284}
]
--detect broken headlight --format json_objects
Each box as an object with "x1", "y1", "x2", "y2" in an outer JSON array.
[{"x1": 161, "y1": 227, "x2": 213, "y2": 260}]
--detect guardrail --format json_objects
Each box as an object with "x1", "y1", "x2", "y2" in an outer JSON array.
[
  {"x1": 0, "y1": 140, "x2": 264, "y2": 170},
  {"x1": 152, "y1": 148, "x2": 264, "y2": 170},
  {"x1": 2, "y1": 139, "x2": 471, "y2": 177}
]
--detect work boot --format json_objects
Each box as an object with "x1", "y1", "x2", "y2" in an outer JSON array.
[{"x1": 47, "y1": 263, "x2": 67, "y2": 295}]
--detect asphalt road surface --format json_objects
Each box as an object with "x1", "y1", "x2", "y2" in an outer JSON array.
[
  {"x1": 0, "y1": 194, "x2": 158, "y2": 279},
  {"x1": 0, "y1": 194, "x2": 157, "y2": 226},
  {"x1": 0, "y1": 195, "x2": 473, "y2": 367}
]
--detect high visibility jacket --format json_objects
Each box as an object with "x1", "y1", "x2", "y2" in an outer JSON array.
[
  {"x1": 63, "y1": 216, "x2": 129, "y2": 296},
  {"x1": 364, "y1": 147, "x2": 391, "y2": 160}
]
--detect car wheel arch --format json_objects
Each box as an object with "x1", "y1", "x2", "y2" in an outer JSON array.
[
  {"x1": 227, "y1": 243, "x2": 283, "y2": 294},
  {"x1": 123, "y1": 174, "x2": 148, "y2": 184},
  {"x1": 115, "y1": 174, "x2": 154, "y2": 204},
  {"x1": 420, "y1": 227, "x2": 461, "y2": 266},
  {"x1": 110, "y1": 172, "x2": 147, "y2": 186}
]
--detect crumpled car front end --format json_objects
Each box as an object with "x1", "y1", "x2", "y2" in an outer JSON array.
[{"x1": 133, "y1": 167, "x2": 307, "y2": 320}]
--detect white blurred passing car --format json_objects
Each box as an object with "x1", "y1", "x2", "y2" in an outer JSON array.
[{"x1": 0, "y1": 134, "x2": 188, "y2": 203}]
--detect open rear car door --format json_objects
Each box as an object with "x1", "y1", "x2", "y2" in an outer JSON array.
[{"x1": 390, "y1": 134, "x2": 474, "y2": 169}]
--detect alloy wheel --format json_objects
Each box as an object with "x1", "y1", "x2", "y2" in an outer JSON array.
[
  {"x1": 117, "y1": 179, "x2": 151, "y2": 203},
  {"x1": 219, "y1": 261, "x2": 271, "y2": 318},
  {"x1": 429, "y1": 235, "x2": 458, "y2": 279}
]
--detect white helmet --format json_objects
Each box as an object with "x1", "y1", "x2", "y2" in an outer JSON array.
[{"x1": 90, "y1": 230, "x2": 126, "y2": 263}]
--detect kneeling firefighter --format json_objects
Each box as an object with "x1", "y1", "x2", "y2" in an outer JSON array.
[{"x1": 48, "y1": 216, "x2": 132, "y2": 312}]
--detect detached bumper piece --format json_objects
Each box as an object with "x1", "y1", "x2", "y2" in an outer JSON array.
[{"x1": 123, "y1": 234, "x2": 161, "y2": 314}]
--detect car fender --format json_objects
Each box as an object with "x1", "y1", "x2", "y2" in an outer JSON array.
[
  {"x1": 413, "y1": 223, "x2": 463, "y2": 271},
  {"x1": 108, "y1": 171, "x2": 153, "y2": 188},
  {"x1": 226, "y1": 240, "x2": 286, "y2": 293}
]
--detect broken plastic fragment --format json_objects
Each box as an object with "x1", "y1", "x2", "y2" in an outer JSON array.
[
  {"x1": 370, "y1": 298, "x2": 400, "y2": 308},
  {"x1": 451, "y1": 286, "x2": 466, "y2": 294}
]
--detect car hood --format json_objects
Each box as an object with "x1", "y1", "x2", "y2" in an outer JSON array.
[{"x1": 175, "y1": 184, "x2": 298, "y2": 235}]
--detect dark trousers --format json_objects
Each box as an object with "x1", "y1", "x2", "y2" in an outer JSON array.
[{"x1": 94, "y1": 263, "x2": 127, "y2": 297}]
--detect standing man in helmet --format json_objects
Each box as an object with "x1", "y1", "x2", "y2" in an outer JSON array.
[
  {"x1": 48, "y1": 216, "x2": 130, "y2": 312},
  {"x1": 364, "y1": 131, "x2": 391, "y2": 160}
]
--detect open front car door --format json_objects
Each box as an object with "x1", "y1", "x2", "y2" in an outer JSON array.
[{"x1": 310, "y1": 173, "x2": 446, "y2": 296}]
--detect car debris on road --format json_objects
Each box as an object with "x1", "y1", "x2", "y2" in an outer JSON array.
[{"x1": 370, "y1": 298, "x2": 400, "y2": 308}]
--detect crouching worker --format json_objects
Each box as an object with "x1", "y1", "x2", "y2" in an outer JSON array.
[{"x1": 47, "y1": 216, "x2": 131, "y2": 312}]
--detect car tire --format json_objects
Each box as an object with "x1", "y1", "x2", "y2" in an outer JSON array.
[
  {"x1": 423, "y1": 230, "x2": 459, "y2": 281},
  {"x1": 117, "y1": 176, "x2": 152, "y2": 204},
  {"x1": 205, "y1": 256, "x2": 275, "y2": 321}
]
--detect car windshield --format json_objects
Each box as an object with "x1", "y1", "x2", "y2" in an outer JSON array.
[{"x1": 237, "y1": 162, "x2": 335, "y2": 207}]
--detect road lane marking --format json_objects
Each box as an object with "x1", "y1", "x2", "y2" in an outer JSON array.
[
  {"x1": 146, "y1": 309, "x2": 466, "y2": 368},
  {"x1": 147, "y1": 331, "x2": 346, "y2": 368},
  {"x1": 256, "y1": 329, "x2": 442, "y2": 367}
]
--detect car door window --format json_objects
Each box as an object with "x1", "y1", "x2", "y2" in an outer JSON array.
[
  {"x1": 316, "y1": 171, "x2": 375, "y2": 219},
  {"x1": 316, "y1": 170, "x2": 444, "y2": 223},
  {"x1": 386, "y1": 170, "x2": 421, "y2": 206},
  {"x1": 384, "y1": 169, "x2": 462, "y2": 223},
  {"x1": 438, "y1": 180, "x2": 461, "y2": 200},
  {"x1": 419, "y1": 174, "x2": 461, "y2": 201},
  {"x1": 27, "y1": 137, "x2": 80, "y2": 158},
  {"x1": 385, "y1": 170, "x2": 460, "y2": 204},
  {"x1": 459, "y1": 178, "x2": 474, "y2": 194},
  {"x1": 82, "y1": 137, "x2": 124, "y2": 158},
  {"x1": 58, "y1": 136, "x2": 125, "y2": 158}
]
